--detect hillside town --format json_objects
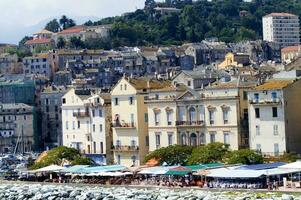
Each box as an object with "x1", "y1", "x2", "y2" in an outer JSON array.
[{"x1": 2, "y1": 1, "x2": 301, "y2": 195}]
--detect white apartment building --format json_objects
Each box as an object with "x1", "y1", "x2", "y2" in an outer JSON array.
[
  {"x1": 61, "y1": 88, "x2": 112, "y2": 164},
  {"x1": 248, "y1": 79, "x2": 301, "y2": 156},
  {"x1": 263, "y1": 13, "x2": 300, "y2": 47},
  {"x1": 146, "y1": 80, "x2": 255, "y2": 152},
  {"x1": 111, "y1": 77, "x2": 170, "y2": 167}
]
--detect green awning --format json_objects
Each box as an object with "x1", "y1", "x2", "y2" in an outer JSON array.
[
  {"x1": 185, "y1": 163, "x2": 223, "y2": 172},
  {"x1": 165, "y1": 170, "x2": 190, "y2": 176}
]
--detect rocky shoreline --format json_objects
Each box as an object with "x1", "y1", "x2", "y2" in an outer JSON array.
[{"x1": 0, "y1": 182, "x2": 300, "y2": 200}]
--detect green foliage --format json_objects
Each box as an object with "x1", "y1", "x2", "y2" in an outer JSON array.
[
  {"x1": 86, "y1": 0, "x2": 301, "y2": 46},
  {"x1": 266, "y1": 152, "x2": 300, "y2": 163},
  {"x1": 59, "y1": 15, "x2": 76, "y2": 30},
  {"x1": 71, "y1": 155, "x2": 93, "y2": 165},
  {"x1": 187, "y1": 143, "x2": 229, "y2": 165},
  {"x1": 144, "y1": 145, "x2": 194, "y2": 165},
  {"x1": 69, "y1": 37, "x2": 85, "y2": 49},
  {"x1": 84, "y1": 37, "x2": 112, "y2": 50},
  {"x1": 32, "y1": 45, "x2": 52, "y2": 54},
  {"x1": 30, "y1": 146, "x2": 93, "y2": 169},
  {"x1": 45, "y1": 19, "x2": 60, "y2": 33},
  {"x1": 57, "y1": 37, "x2": 66, "y2": 49},
  {"x1": 223, "y1": 149, "x2": 264, "y2": 165},
  {"x1": 6, "y1": 47, "x2": 32, "y2": 59},
  {"x1": 19, "y1": 36, "x2": 33, "y2": 46}
]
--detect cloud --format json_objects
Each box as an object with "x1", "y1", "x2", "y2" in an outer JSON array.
[{"x1": 0, "y1": 0, "x2": 144, "y2": 43}]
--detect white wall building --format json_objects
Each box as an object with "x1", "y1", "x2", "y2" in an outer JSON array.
[
  {"x1": 248, "y1": 79, "x2": 301, "y2": 156},
  {"x1": 146, "y1": 80, "x2": 254, "y2": 152},
  {"x1": 263, "y1": 13, "x2": 300, "y2": 47},
  {"x1": 61, "y1": 88, "x2": 112, "y2": 164}
]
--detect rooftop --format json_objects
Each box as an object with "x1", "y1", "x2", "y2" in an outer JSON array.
[
  {"x1": 0, "y1": 103, "x2": 32, "y2": 110},
  {"x1": 264, "y1": 12, "x2": 297, "y2": 17},
  {"x1": 25, "y1": 38, "x2": 52, "y2": 45},
  {"x1": 126, "y1": 77, "x2": 172, "y2": 91},
  {"x1": 281, "y1": 45, "x2": 300, "y2": 53},
  {"x1": 207, "y1": 80, "x2": 256, "y2": 89},
  {"x1": 254, "y1": 79, "x2": 295, "y2": 91},
  {"x1": 58, "y1": 25, "x2": 86, "y2": 35},
  {"x1": 34, "y1": 29, "x2": 54, "y2": 35}
]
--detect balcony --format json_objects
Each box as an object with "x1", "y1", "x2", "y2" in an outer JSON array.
[
  {"x1": 73, "y1": 111, "x2": 90, "y2": 118},
  {"x1": 112, "y1": 122, "x2": 136, "y2": 128},
  {"x1": 112, "y1": 145, "x2": 139, "y2": 152},
  {"x1": 176, "y1": 121, "x2": 205, "y2": 126},
  {"x1": 249, "y1": 98, "x2": 281, "y2": 106},
  {"x1": 0, "y1": 122, "x2": 16, "y2": 130}
]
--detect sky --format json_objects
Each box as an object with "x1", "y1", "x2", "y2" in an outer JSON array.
[{"x1": 0, "y1": 0, "x2": 145, "y2": 44}]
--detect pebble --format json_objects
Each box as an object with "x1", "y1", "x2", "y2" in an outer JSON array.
[{"x1": 0, "y1": 183, "x2": 299, "y2": 200}]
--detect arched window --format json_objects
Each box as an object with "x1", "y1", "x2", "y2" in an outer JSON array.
[
  {"x1": 181, "y1": 133, "x2": 187, "y2": 145},
  {"x1": 190, "y1": 133, "x2": 197, "y2": 146},
  {"x1": 189, "y1": 107, "x2": 196, "y2": 122},
  {"x1": 200, "y1": 133, "x2": 206, "y2": 145}
]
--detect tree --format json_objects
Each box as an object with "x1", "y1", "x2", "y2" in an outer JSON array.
[
  {"x1": 59, "y1": 15, "x2": 69, "y2": 30},
  {"x1": 57, "y1": 37, "x2": 66, "y2": 49},
  {"x1": 144, "y1": 145, "x2": 194, "y2": 165},
  {"x1": 69, "y1": 36, "x2": 84, "y2": 49},
  {"x1": 59, "y1": 15, "x2": 76, "y2": 30},
  {"x1": 187, "y1": 143, "x2": 229, "y2": 165},
  {"x1": 45, "y1": 19, "x2": 60, "y2": 33},
  {"x1": 84, "y1": 20, "x2": 94, "y2": 26},
  {"x1": 223, "y1": 149, "x2": 264, "y2": 165},
  {"x1": 29, "y1": 146, "x2": 93, "y2": 169},
  {"x1": 19, "y1": 36, "x2": 33, "y2": 46},
  {"x1": 84, "y1": 37, "x2": 112, "y2": 50}
]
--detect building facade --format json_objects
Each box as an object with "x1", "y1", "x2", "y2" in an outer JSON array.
[
  {"x1": 263, "y1": 13, "x2": 300, "y2": 47},
  {"x1": 40, "y1": 86, "x2": 66, "y2": 149},
  {"x1": 61, "y1": 88, "x2": 112, "y2": 164},
  {"x1": 146, "y1": 80, "x2": 254, "y2": 152},
  {"x1": 111, "y1": 77, "x2": 170, "y2": 167},
  {"x1": 0, "y1": 103, "x2": 35, "y2": 153},
  {"x1": 23, "y1": 53, "x2": 54, "y2": 79},
  {"x1": 248, "y1": 79, "x2": 301, "y2": 156}
]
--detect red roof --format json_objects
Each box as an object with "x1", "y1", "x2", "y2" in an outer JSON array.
[
  {"x1": 281, "y1": 45, "x2": 300, "y2": 53},
  {"x1": 58, "y1": 25, "x2": 86, "y2": 35},
  {"x1": 25, "y1": 38, "x2": 52, "y2": 45}
]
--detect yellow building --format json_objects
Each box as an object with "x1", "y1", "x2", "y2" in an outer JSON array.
[
  {"x1": 218, "y1": 52, "x2": 250, "y2": 69},
  {"x1": 111, "y1": 77, "x2": 171, "y2": 167}
]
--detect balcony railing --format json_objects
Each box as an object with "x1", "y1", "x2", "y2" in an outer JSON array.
[
  {"x1": 112, "y1": 122, "x2": 136, "y2": 128},
  {"x1": 73, "y1": 111, "x2": 90, "y2": 118},
  {"x1": 0, "y1": 122, "x2": 16, "y2": 130},
  {"x1": 249, "y1": 98, "x2": 281, "y2": 105},
  {"x1": 176, "y1": 121, "x2": 205, "y2": 126},
  {"x1": 112, "y1": 145, "x2": 139, "y2": 152}
]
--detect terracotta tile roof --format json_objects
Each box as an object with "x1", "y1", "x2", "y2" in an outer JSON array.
[
  {"x1": 25, "y1": 38, "x2": 52, "y2": 45},
  {"x1": 58, "y1": 25, "x2": 86, "y2": 35},
  {"x1": 281, "y1": 45, "x2": 300, "y2": 53},
  {"x1": 254, "y1": 80, "x2": 294, "y2": 91},
  {"x1": 127, "y1": 77, "x2": 172, "y2": 90},
  {"x1": 34, "y1": 29, "x2": 54, "y2": 35},
  {"x1": 264, "y1": 12, "x2": 297, "y2": 17},
  {"x1": 208, "y1": 80, "x2": 257, "y2": 89}
]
